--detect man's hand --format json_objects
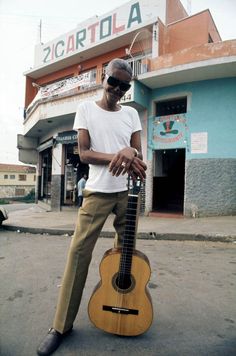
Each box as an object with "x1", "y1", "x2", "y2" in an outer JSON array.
[
  {"x1": 109, "y1": 147, "x2": 147, "y2": 181},
  {"x1": 128, "y1": 157, "x2": 147, "y2": 181}
]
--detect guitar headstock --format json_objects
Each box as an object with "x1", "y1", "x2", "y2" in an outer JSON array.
[{"x1": 128, "y1": 176, "x2": 141, "y2": 195}]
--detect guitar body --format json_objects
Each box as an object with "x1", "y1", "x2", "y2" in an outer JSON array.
[{"x1": 88, "y1": 247, "x2": 153, "y2": 336}]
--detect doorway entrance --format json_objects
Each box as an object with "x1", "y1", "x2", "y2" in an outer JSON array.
[
  {"x1": 152, "y1": 149, "x2": 185, "y2": 214},
  {"x1": 64, "y1": 144, "x2": 89, "y2": 206},
  {"x1": 40, "y1": 148, "x2": 52, "y2": 202}
]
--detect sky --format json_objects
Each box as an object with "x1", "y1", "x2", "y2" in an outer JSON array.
[{"x1": 0, "y1": 0, "x2": 235, "y2": 165}]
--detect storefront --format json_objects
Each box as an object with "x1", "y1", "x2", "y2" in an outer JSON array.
[
  {"x1": 36, "y1": 131, "x2": 88, "y2": 209},
  {"x1": 148, "y1": 97, "x2": 189, "y2": 215},
  {"x1": 62, "y1": 140, "x2": 88, "y2": 206},
  {"x1": 56, "y1": 130, "x2": 88, "y2": 208}
]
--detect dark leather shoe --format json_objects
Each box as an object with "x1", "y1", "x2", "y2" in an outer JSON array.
[{"x1": 37, "y1": 327, "x2": 72, "y2": 355}]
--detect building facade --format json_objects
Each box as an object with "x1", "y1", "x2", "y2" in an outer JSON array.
[
  {"x1": 0, "y1": 164, "x2": 36, "y2": 199},
  {"x1": 18, "y1": 0, "x2": 236, "y2": 216}
]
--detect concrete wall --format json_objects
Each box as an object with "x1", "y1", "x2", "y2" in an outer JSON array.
[
  {"x1": 51, "y1": 175, "x2": 62, "y2": 211},
  {"x1": 157, "y1": 10, "x2": 221, "y2": 57},
  {"x1": 166, "y1": 0, "x2": 188, "y2": 25},
  {"x1": 186, "y1": 77, "x2": 236, "y2": 160},
  {"x1": 0, "y1": 185, "x2": 35, "y2": 199},
  {"x1": 152, "y1": 39, "x2": 236, "y2": 72},
  {"x1": 164, "y1": 10, "x2": 221, "y2": 55},
  {"x1": 185, "y1": 159, "x2": 236, "y2": 217}
]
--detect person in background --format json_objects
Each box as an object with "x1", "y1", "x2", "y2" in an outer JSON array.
[
  {"x1": 37, "y1": 58, "x2": 147, "y2": 356},
  {"x1": 77, "y1": 174, "x2": 87, "y2": 207}
]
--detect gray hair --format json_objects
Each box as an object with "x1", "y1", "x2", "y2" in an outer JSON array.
[{"x1": 106, "y1": 58, "x2": 133, "y2": 77}]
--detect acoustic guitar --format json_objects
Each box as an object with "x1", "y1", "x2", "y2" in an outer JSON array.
[{"x1": 88, "y1": 178, "x2": 153, "y2": 336}]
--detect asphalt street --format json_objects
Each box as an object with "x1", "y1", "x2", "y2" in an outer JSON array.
[{"x1": 0, "y1": 230, "x2": 236, "y2": 356}]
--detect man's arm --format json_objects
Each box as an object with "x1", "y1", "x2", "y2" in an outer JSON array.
[
  {"x1": 78, "y1": 129, "x2": 114, "y2": 165},
  {"x1": 130, "y1": 130, "x2": 143, "y2": 159}
]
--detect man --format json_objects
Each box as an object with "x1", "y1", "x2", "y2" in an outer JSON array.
[
  {"x1": 37, "y1": 58, "x2": 147, "y2": 355},
  {"x1": 77, "y1": 174, "x2": 87, "y2": 207}
]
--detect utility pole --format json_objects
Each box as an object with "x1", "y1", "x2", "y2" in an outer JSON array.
[{"x1": 37, "y1": 19, "x2": 42, "y2": 44}]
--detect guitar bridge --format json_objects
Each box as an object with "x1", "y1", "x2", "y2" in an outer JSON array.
[{"x1": 103, "y1": 305, "x2": 139, "y2": 315}]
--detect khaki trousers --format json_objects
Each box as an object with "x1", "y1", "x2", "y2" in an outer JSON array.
[{"x1": 53, "y1": 189, "x2": 128, "y2": 333}]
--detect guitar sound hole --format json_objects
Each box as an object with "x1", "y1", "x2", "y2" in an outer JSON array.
[{"x1": 115, "y1": 274, "x2": 132, "y2": 291}]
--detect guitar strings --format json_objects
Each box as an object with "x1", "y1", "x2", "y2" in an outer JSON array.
[
  {"x1": 119, "y1": 197, "x2": 137, "y2": 277},
  {"x1": 115, "y1": 194, "x2": 139, "y2": 311},
  {"x1": 115, "y1": 175, "x2": 141, "y2": 312}
]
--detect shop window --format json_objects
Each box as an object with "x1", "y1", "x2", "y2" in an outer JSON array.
[
  {"x1": 4, "y1": 174, "x2": 8, "y2": 179},
  {"x1": 156, "y1": 97, "x2": 187, "y2": 117},
  {"x1": 19, "y1": 174, "x2": 27, "y2": 181},
  {"x1": 15, "y1": 188, "x2": 25, "y2": 196}
]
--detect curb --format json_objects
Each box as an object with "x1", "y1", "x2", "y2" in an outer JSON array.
[
  {"x1": 2, "y1": 224, "x2": 236, "y2": 243},
  {"x1": 2, "y1": 225, "x2": 73, "y2": 236}
]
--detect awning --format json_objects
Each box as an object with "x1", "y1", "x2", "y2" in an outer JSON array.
[{"x1": 37, "y1": 138, "x2": 54, "y2": 152}]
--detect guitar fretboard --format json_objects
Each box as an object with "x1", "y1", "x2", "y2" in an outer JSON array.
[{"x1": 118, "y1": 193, "x2": 139, "y2": 278}]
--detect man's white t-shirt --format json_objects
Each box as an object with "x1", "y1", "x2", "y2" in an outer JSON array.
[{"x1": 73, "y1": 101, "x2": 142, "y2": 193}]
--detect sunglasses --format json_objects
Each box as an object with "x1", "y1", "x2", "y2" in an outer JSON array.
[{"x1": 106, "y1": 74, "x2": 131, "y2": 92}]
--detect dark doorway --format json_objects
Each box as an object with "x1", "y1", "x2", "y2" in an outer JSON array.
[
  {"x1": 41, "y1": 148, "x2": 52, "y2": 202},
  {"x1": 63, "y1": 144, "x2": 89, "y2": 206},
  {"x1": 152, "y1": 149, "x2": 185, "y2": 213}
]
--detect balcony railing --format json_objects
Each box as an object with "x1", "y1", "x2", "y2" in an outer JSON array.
[
  {"x1": 127, "y1": 56, "x2": 150, "y2": 77},
  {"x1": 25, "y1": 56, "x2": 150, "y2": 118}
]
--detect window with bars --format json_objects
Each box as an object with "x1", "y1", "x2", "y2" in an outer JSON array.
[{"x1": 156, "y1": 97, "x2": 187, "y2": 117}]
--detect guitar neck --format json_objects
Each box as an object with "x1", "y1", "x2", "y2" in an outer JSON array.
[{"x1": 119, "y1": 192, "x2": 139, "y2": 277}]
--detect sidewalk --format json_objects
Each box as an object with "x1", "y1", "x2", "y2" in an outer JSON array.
[{"x1": 2, "y1": 204, "x2": 236, "y2": 242}]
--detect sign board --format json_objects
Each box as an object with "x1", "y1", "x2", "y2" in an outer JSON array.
[
  {"x1": 120, "y1": 82, "x2": 134, "y2": 103},
  {"x1": 191, "y1": 132, "x2": 208, "y2": 154},
  {"x1": 34, "y1": 0, "x2": 165, "y2": 67},
  {"x1": 56, "y1": 130, "x2": 78, "y2": 144},
  {"x1": 151, "y1": 114, "x2": 188, "y2": 149}
]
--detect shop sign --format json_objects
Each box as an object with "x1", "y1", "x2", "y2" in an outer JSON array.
[
  {"x1": 56, "y1": 130, "x2": 78, "y2": 144},
  {"x1": 34, "y1": 0, "x2": 164, "y2": 67},
  {"x1": 151, "y1": 114, "x2": 189, "y2": 148},
  {"x1": 39, "y1": 73, "x2": 93, "y2": 98}
]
